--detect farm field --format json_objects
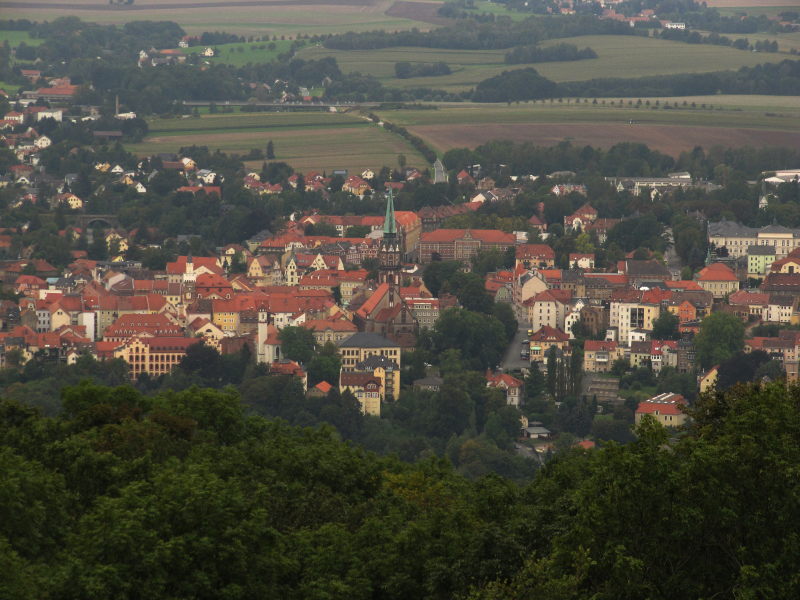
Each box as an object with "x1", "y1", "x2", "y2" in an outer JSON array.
[
  {"x1": 0, "y1": 0, "x2": 436, "y2": 37},
  {"x1": 374, "y1": 100, "x2": 800, "y2": 156},
  {"x1": 297, "y1": 35, "x2": 794, "y2": 92},
  {"x1": 125, "y1": 111, "x2": 429, "y2": 172}
]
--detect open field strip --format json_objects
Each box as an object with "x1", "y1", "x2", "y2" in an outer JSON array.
[
  {"x1": 127, "y1": 112, "x2": 429, "y2": 172},
  {"x1": 0, "y1": 0, "x2": 435, "y2": 37},
  {"x1": 298, "y1": 34, "x2": 794, "y2": 92},
  {"x1": 374, "y1": 101, "x2": 800, "y2": 155}
]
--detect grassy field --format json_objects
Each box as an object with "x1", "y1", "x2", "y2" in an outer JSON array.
[
  {"x1": 0, "y1": 31, "x2": 43, "y2": 47},
  {"x1": 0, "y1": 0, "x2": 436, "y2": 37},
  {"x1": 468, "y1": 1, "x2": 528, "y2": 21},
  {"x1": 126, "y1": 111, "x2": 430, "y2": 172},
  {"x1": 374, "y1": 99, "x2": 800, "y2": 155},
  {"x1": 297, "y1": 34, "x2": 794, "y2": 92},
  {"x1": 181, "y1": 39, "x2": 296, "y2": 66},
  {"x1": 0, "y1": 81, "x2": 22, "y2": 95}
]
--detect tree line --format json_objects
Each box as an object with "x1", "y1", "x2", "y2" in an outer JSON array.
[
  {"x1": 504, "y1": 42, "x2": 597, "y2": 65},
  {"x1": 1, "y1": 377, "x2": 799, "y2": 598}
]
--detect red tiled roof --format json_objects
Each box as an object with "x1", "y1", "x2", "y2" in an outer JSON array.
[
  {"x1": 697, "y1": 262, "x2": 737, "y2": 282},
  {"x1": 636, "y1": 395, "x2": 685, "y2": 416},
  {"x1": 356, "y1": 283, "x2": 389, "y2": 319},
  {"x1": 516, "y1": 244, "x2": 555, "y2": 260},
  {"x1": 530, "y1": 325, "x2": 569, "y2": 342},
  {"x1": 585, "y1": 340, "x2": 618, "y2": 351}
]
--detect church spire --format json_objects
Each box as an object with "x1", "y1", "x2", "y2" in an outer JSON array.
[{"x1": 383, "y1": 188, "x2": 397, "y2": 236}]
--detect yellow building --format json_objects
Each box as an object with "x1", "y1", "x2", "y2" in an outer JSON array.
[
  {"x1": 339, "y1": 372, "x2": 382, "y2": 416},
  {"x1": 113, "y1": 336, "x2": 197, "y2": 380},
  {"x1": 337, "y1": 332, "x2": 401, "y2": 402},
  {"x1": 635, "y1": 393, "x2": 687, "y2": 428},
  {"x1": 699, "y1": 366, "x2": 718, "y2": 393}
]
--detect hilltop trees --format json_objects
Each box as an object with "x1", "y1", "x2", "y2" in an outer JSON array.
[{"x1": 2, "y1": 378, "x2": 800, "y2": 599}]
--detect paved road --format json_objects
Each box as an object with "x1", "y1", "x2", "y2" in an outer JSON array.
[
  {"x1": 433, "y1": 160, "x2": 447, "y2": 184},
  {"x1": 500, "y1": 327, "x2": 532, "y2": 373},
  {"x1": 664, "y1": 227, "x2": 683, "y2": 279}
]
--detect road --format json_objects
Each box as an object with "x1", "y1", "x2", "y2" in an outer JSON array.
[
  {"x1": 664, "y1": 227, "x2": 683, "y2": 279},
  {"x1": 500, "y1": 326, "x2": 532, "y2": 373},
  {"x1": 433, "y1": 159, "x2": 447, "y2": 184}
]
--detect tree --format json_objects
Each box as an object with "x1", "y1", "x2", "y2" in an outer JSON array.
[
  {"x1": 266, "y1": 140, "x2": 275, "y2": 160},
  {"x1": 278, "y1": 326, "x2": 316, "y2": 364},
  {"x1": 307, "y1": 342, "x2": 340, "y2": 387},
  {"x1": 179, "y1": 341, "x2": 224, "y2": 384},
  {"x1": 694, "y1": 311, "x2": 745, "y2": 369},
  {"x1": 651, "y1": 310, "x2": 679, "y2": 340},
  {"x1": 431, "y1": 308, "x2": 507, "y2": 370},
  {"x1": 422, "y1": 260, "x2": 461, "y2": 297}
]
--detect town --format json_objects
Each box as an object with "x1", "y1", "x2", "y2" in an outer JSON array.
[
  {"x1": 2, "y1": 80, "x2": 800, "y2": 451},
  {"x1": 3, "y1": 1, "x2": 800, "y2": 598}
]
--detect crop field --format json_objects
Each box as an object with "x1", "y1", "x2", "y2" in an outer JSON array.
[
  {"x1": 125, "y1": 111, "x2": 429, "y2": 172},
  {"x1": 374, "y1": 99, "x2": 800, "y2": 156},
  {"x1": 0, "y1": 0, "x2": 436, "y2": 37},
  {"x1": 298, "y1": 34, "x2": 793, "y2": 92}
]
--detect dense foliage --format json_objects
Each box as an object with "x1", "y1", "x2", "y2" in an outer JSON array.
[
  {"x1": 395, "y1": 61, "x2": 452, "y2": 79},
  {"x1": 2, "y1": 378, "x2": 799, "y2": 599},
  {"x1": 505, "y1": 43, "x2": 597, "y2": 65}
]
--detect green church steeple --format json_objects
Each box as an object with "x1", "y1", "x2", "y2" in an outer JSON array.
[{"x1": 383, "y1": 188, "x2": 397, "y2": 236}]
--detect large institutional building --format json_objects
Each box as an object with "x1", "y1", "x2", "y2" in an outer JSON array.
[{"x1": 708, "y1": 221, "x2": 800, "y2": 259}]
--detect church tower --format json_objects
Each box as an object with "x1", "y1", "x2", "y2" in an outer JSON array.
[{"x1": 379, "y1": 188, "x2": 401, "y2": 306}]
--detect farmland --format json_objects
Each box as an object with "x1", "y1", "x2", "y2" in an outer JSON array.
[
  {"x1": 125, "y1": 111, "x2": 429, "y2": 172},
  {"x1": 297, "y1": 34, "x2": 794, "y2": 92},
  {"x1": 373, "y1": 98, "x2": 800, "y2": 156},
  {"x1": 0, "y1": 0, "x2": 437, "y2": 37}
]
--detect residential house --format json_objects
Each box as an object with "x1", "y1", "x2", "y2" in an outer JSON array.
[
  {"x1": 569, "y1": 253, "x2": 595, "y2": 270},
  {"x1": 696, "y1": 262, "x2": 739, "y2": 298},
  {"x1": 635, "y1": 392, "x2": 687, "y2": 428},
  {"x1": 486, "y1": 370, "x2": 524, "y2": 407},
  {"x1": 528, "y1": 325, "x2": 570, "y2": 365},
  {"x1": 515, "y1": 244, "x2": 555, "y2": 269},
  {"x1": 583, "y1": 340, "x2": 624, "y2": 373}
]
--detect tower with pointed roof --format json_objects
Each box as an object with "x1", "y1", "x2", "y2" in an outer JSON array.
[{"x1": 379, "y1": 189, "x2": 401, "y2": 306}]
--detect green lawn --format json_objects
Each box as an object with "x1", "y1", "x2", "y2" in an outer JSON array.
[
  {"x1": 127, "y1": 110, "x2": 430, "y2": 173},
  {"x1": 0, "y1": 81, "x2": 22, "y2": 95},
  {"x1": 181, "y1": 39, "x2": 297, "y2": 66},
  {"x1": 0, "y1": 30, "x2": 43, "y2": 48},
  {"x1": 469, "y1": 1, "x2": 529, "y2": 21},
  {"x1": 715, "y1": 5, "x2": 797, "y2": 19},
  {"x1": 297, "y1": 34, "x2": 794, "y2": 92}
]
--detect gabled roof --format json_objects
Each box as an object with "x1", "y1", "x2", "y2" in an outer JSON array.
[
  {"x1": 585, "y1": 340, "x2": 618, "y2": 351},
  {"x1": 530, "y1": 325, "x2": 569, "y2": 342},
  {"x1": 336, "y1": 331, "x2": 398, "y2": 349},
  {"x1": 697, "y1": 262, "x2": 737, "y2": 282}
]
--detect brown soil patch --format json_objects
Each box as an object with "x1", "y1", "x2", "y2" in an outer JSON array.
[
  {"x1": 385, "y1": 1, "x2": 451, "y2": 26},
  {"x1": 410, "y1": 123, "x2": 800, "y2": 156}
]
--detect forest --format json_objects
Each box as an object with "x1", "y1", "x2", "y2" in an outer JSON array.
[{"x1": 1, "y1": 379, "x2": 798, "y2": 599}]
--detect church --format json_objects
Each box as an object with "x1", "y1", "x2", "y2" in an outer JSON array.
[{"x1": 352, "y1": 190, "x2": 419, "y2": 347}]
